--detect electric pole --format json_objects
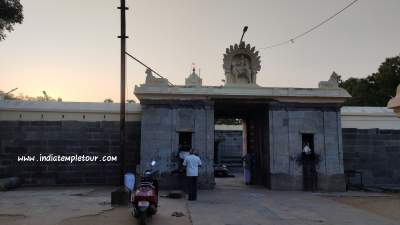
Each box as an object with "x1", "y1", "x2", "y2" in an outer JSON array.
[
  {"x1": 118, "y1": 0, "x2": 128, "y2": 186},
  {"x1": 111, "y1": 0, "x2": 129, "y2": 205}
]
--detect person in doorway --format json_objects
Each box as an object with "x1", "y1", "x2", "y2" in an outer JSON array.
[
  {"x1": 303, "y1": 142, "x2": 312, "y2": 155},
  {"x1": 183, "y1": 149, "x2": 202, "y2": 201},
  {"x1": 242, "y1": 153, "x2": 252, "y2": 185}
]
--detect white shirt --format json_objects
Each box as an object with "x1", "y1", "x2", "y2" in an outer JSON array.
[
  {"x1": 183, "y1": 154, "x2": 202, "y2": 177},
  {"x1": 303, "y1": 145, "x2": 312, "y2": 155}
]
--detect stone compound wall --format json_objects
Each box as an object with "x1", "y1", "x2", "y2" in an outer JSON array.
[
  {"x1": 214, "y1": 130, "x2": 242, "y2": 165},
  {"x1": 342, "y1": 128, "x2": 400, "y2": 187},
  {"x1": 0, "y1": 121, "x2": 141, "y2": 185}
]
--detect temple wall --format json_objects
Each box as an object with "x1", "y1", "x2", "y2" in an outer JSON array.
[
  {"x1": 0, "y1": 101, "x2": 141, "y2": 186},
  {"x1": 342, "y1": 128, "x2": 400, "y2": 186},
  {"x1": 0, "y1": 121, "x2": 141, "y2": 185},
  {"x1": 2, "y1": 99, "x2": 399, "y2": 190},
  {"x1": 268, "y1": 103, "x2": 345, "y2": 191},
  {"x1": 214, "y1": 130, "x2": 243, "y2": 166},
  {"x1": 139, "y1": 100, "x2": 214, "y2": 189}
]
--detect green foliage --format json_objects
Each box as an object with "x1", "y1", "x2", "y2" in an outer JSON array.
[
  {"x1": 0, "y1": 0, "x2": 23, "y2": 40},
  {"x1": 104, "y1": 98, "x2": 114, "y2": 103},
  {"x1": 339, "y1": 55, "x2": 400, "y2": 106},
  {"x1": 0, "y1": 90, "x2": 62, "y2": 101}
]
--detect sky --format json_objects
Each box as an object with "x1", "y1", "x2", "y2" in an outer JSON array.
[{"x1": 0, "y1": 0, "x2": 399, "y2": 102}]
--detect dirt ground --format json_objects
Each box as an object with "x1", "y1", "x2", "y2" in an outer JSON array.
[
  {"x1": 58, "y1": 197, "x2": 191, "y2": 225},
  {"x1": 0, "y1": 187, "x2": 191, "y2": 225},
  {"x1": 1, "y1": 183, "x2": 399, "y2": 225},
  {"x1": 327, "y1": 193, "x2": 400, "y2": 221}
]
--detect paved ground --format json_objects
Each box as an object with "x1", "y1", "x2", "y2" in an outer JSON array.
[
  {"x1": 0, "y1": 176, "x2": 399, "y2": 225},
  {"x1": 187, "y1": 176, "x2": 400, "y2": 225},
  {"x1": 326, "y1": 193, "x2": 400, "y2": 222}
]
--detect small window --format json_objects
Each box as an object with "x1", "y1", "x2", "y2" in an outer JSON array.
[{"x1": 178, "y1": 132, "x2": 192, "y2": 152}]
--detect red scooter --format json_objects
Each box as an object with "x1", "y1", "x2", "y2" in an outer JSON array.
[{"x1": 132, "y1": 161, "x2": 159, "y2": 225}]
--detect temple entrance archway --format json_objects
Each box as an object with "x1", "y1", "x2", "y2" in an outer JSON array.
[{"x1": 214, "y1": 100, "x2": 270, "y2": 188}]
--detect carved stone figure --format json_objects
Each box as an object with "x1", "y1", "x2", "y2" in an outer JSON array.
[
  {"x1": 388, "y1": 83, "x2": 400, "y2": 117},
  {"x1": 145, "y1": 68, "x2": 169, "y2": 86},
  {"x1": 223, "y1": 42, "x2": 261, "y2": 86},
  {"x1": 318, "y1": 72, "x2": 340, "y2": 89}
]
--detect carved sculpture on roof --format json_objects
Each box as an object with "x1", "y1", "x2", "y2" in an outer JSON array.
[
  {"x1": 388, "y1": 83, "x2": 400, "y2": 116},
  {"x1": 223, "y1": 42, "x2": 261, "y2": 86},
  {"x1": 318, "y1": 71, "x2": 340, "y2": 89},
  {"x1": 144, "y1": 68, "x2": 169, "y2": 87}
]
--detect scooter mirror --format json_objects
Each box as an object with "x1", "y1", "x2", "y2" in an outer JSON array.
[{"x1": 151, "y1": 160, "x2": 156, "y2": 166}]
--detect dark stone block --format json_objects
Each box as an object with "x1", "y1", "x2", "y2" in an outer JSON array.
[
  {"x1": 386, "y1": 146, "x2": 400, "y2": 152},
  {"x1": 318, "y1": 174, "x2": 346, "y2": 192},
  {"x1": 270, "y1": 173, "x2": 302, "y2": 190},
  {"x1": 0, "y1": 131, "x2": 15, "y2": 140},
  {"x1": 342, "y1": 128, "x2": 358, "y2": 134},
  {"x1": 87, "y1": 147, "x2": 108, "y2": 153},
  {"x1": 86, "y1": 140, "x2": 106, "y2": 147},
  {"x1": 5, "y1": 147, "x2": 28, "y2": 154}
]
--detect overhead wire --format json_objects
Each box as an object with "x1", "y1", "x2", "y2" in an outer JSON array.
[{"x1": 259, "y1": 0, "x2": 360, "y2": 51}]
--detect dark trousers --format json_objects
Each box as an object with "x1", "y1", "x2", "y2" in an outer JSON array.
[{"x1": 187, "y1": 176, "x2": 198, "y2": 201}]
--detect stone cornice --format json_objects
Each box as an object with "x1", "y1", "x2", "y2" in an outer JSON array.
[{"x1": 134, "y1": 85, "x2": 351, "y2": 104}]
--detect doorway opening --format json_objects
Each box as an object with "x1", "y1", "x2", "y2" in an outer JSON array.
[
  {"x1": 213, "y1": 100, "x2": 270, "y2": 188},
  {"x1": 302, "y1": 133, "x2": 314, "y2": 154},
  {"x1": 301, "y1": 133, "x2": 317, "y2": 191}
]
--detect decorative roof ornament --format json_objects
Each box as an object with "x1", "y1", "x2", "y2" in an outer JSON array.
[
  {"x1": 185, "y1": 68, "x2": 202, "y2": 87},
  {"x1": 388, "y1": 83, "x2": 400, "y2": 116},
  {"x1": 319, "y1": 71, "x2": 340, "y2": 89},
  {"x1": 223, "y1": 42, "x2": 261, "y2": 86},
  {"x1": 144, "y1": 68, "x2": 169, "y2": 87}
]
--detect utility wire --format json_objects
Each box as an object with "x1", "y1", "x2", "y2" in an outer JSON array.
[
  {"x1": 125, "y1": 51, "x2": 174, "y2": 86},
  {"x1": 259, "y1": 0, "x2": 359, "y2": 51}
]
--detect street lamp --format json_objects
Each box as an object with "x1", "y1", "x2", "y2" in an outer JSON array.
[{"x1": 239, "y1": 26, "x2": 248, "y2": 44}]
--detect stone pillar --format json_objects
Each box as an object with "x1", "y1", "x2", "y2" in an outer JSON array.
[
  {"x1": 268, "y1": 102, "x2": 345, "y2": 191},
  {"x1": 139, "y1": 100, "x2": 215, "y2": 189}
]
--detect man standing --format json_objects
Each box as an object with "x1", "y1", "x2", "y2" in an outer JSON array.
[
  {"x1": 242, "y1": 153, "x2": 252, "y2": 185},
  {"x1": 183, "y1": 149, "x2": 202, "y2": 201}
]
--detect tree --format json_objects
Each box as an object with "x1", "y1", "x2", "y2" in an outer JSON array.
[
  {"x1": 0, "y1": 0, "x2": 23, "y2": 41},
  {"x1": 340, "y1": 55, "x2": 400, "y2": 106},
  {"x1": 104, "y1": 98, "x2": 114, "y2": 103},
  {"x1": 0, "y1": 90, "x2": 62, "y2": 101}
]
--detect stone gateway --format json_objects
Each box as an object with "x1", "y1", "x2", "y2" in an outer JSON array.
[{"x1": 134, "y1": 42, "x2": 351, "y2": 191}]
